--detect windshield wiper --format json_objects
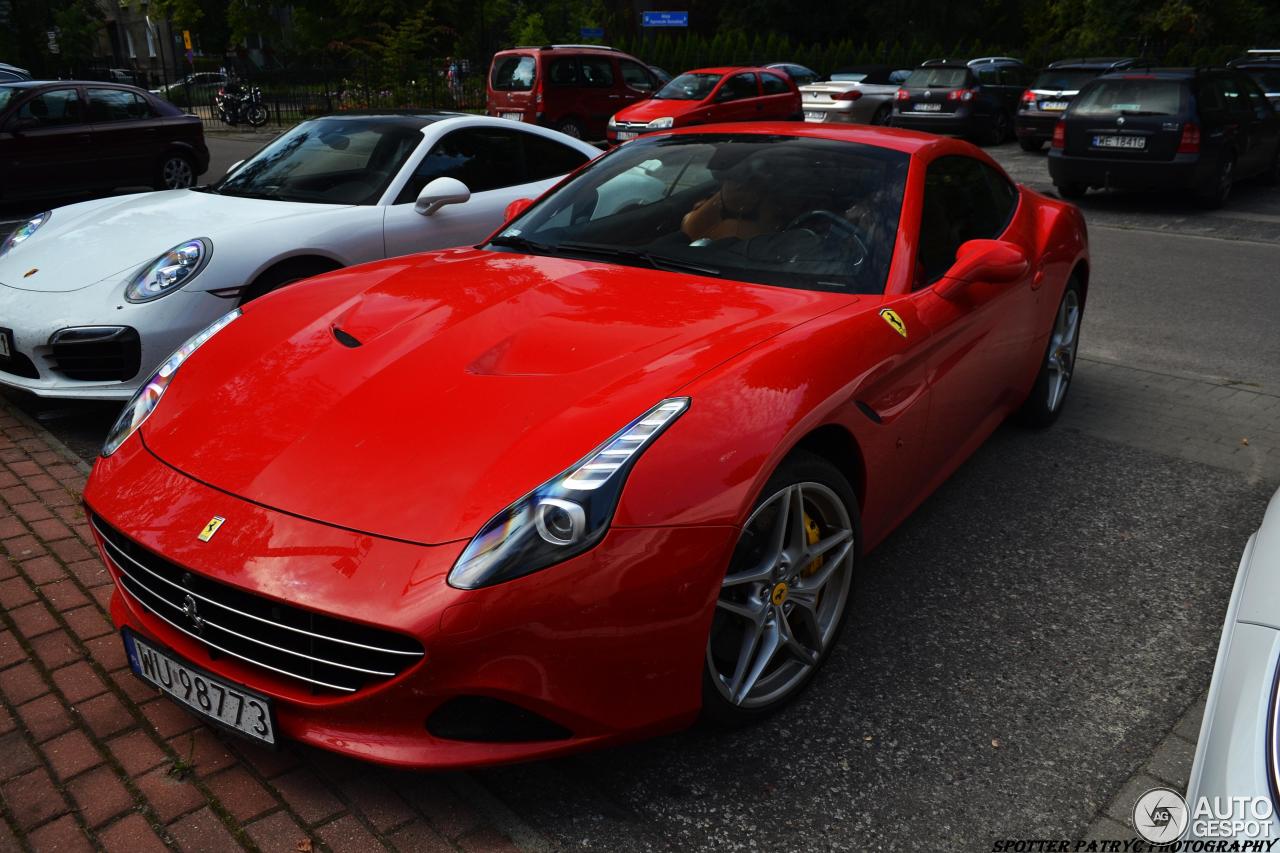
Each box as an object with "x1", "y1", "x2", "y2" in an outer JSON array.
[
  {"x1": 555, "y1": 242, "x2": 722, "y2": 277},
  {"x1": 486, "y1": 234, "x2": 559, "y2": 255}
]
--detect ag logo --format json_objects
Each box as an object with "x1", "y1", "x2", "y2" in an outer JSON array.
[
  {"x1": 1132, "y1": 787, "x2": 1188, "y2": 844},
  {"x1": 197, "y1": 516, "x2": 225, "y2": 542},
  {"x1": 879, "y1": 308, "x2": 908, "y2": 338}
]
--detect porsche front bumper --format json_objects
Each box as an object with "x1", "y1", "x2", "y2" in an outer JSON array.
[{"x1": 85, "y1": 434, "x2": 735, "y2": 768}]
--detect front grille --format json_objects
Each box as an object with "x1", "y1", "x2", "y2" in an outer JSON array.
[
  {"x1": 613, "y1": 121, "x2": 649, "y2": 132},
  {"x1": 47, "y1": 327, "x2": 142, "y2": 382},
  {"x1": 91, "y1": 514, "x2": 425, "y2": 694}
]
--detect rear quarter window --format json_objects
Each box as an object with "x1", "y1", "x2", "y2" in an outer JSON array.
[
  {"x1": 492, "y1": 55, "x2": 536, "y2": 91},
  {"x1": 761, "y1": 73, "x2": 790, "y2": 95},
  {"x1": 1072, "y1": 78, "x2": 1187, "y2": 117}
]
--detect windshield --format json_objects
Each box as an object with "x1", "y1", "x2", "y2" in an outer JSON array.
[
  {"x1": 1072, "y1": 78, "x2": 1185, "y2": 116},
  {"x1": 0, "y1": 87, "x2": 14, "y2": 112},
  {"x1": 492, "y1": 55, "x2": 536, "y2": 91},
  {"x1": 1244, "y1": 68, "x2": 1280, "y2": 94},
  {"x1": 212, "y1": 118, "x2": 423, "y2": 204},
  {"x1": 655, "y1": 73, "x2": 722, "y2": 100},
  {"x1": 1032, "y1": 69, "x2": 1102, "y2": 92},
  {"x1": 488, "y1": 134, "x2": 909, "y2": 295},
  {"x1": 906, "y1": 68, "x2": 969, "y2": 88}
]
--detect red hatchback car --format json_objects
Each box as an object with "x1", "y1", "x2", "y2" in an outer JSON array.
[
  {"x1": 486, "y1": 44, "x2": 662, "y2": 140},
  {"x1": 606, "y1": 66, "x2": 801, "y2": 143},
  {"x1": 87, "y1": 124, "x2": 1087, "y2": 769}
]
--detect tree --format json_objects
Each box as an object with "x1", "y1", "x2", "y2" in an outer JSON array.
[{"x1": 51, "y1": 0, "x2": 103, "y2": 71}]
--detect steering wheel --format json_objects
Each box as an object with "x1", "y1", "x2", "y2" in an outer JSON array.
[{"x1": 784, "y1": 210, "x2": 870, "y2": 265}]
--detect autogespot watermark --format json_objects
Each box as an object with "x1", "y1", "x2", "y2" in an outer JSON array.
[{"x1": 991, "y1": 787, "x2": 1278, "y2": 853}]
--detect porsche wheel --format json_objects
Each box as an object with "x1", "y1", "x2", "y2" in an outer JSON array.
[
  {"x1": 1017, "y1": 278, "x2": 1083, "y2": 428},
  {"x1": 703, "y1": 451, "x2": 859, "y2": 725}
]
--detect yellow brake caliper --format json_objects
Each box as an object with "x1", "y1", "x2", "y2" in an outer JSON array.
[{"x1": 802, "y1": 513, "x2": 823, "y2": 577}]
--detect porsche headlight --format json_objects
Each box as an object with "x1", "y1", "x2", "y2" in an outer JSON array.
[
  {"x1": 101, "y1": 309, "x2": 240, "y2": 456},
  {"x1": 646, "y1": 117, "x2": 674, "y2": 130},
  {"x1": 449, "y1": 397, "x2": 689, "y2": 589},
  {"x1": 124, "y1": 238, "x2": 211, "y2": 303},
  {"x1": 0, "y1": 211, "x2": 51, "y2": 258}
]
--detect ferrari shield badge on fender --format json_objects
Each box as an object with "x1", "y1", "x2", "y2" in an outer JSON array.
[
  {"x1": 198, "y1": 516, "x2": 225, "y2": 542},
  {"x1": 879, "y1": 308, "x2": 908, "y2": 338}
]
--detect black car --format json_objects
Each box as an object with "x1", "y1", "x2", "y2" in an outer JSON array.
[
  {"x1": 1015, "y1": 57, "x2": 1144, "y2": 151},
  {"x1": 892, "y1": 56, "x2": 1032, "y2": 145},
  {"x1": 1228, "y1": 50, "x2": 1280, "y2": 108},
  {"x1": 0, "y1": 80, "x2": 209, "y2": 202},
  {"x1": 1048, "y1": 68, "x2": 1280, "y2": 208}
]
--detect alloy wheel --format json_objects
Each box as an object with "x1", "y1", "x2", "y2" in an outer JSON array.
[
  {"x1": 1046, "y1": 287, "x2": 1081, "y2": 412},
  {"x1": 163, "y1": 157, "x2": 194, "y2": 189},
  {"x1": 707, "y1": 482, "x2": 854, "y2": 709}
]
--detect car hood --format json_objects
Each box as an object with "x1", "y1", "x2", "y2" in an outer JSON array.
[
  {"x1": 142, "y1": 249, "x2": 846, "y2": 545},
  {"x1": 616, "y1": 98, "x2": 705, "y2": 123},
  {"x1": 0, "y1": 190, "x2": 348, "y2": 293}
]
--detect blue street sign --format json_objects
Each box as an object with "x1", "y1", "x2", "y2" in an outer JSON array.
[
  {"x1": 641, "y1": 11, "x2": 688, "y2": 27},
  {"x1": 580, "y1": 26, "x2": 604, "y2": 38}
]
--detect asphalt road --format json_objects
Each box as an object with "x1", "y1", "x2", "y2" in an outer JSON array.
[{"x1": 3, "y1": 134, "x2": 1280, "y2": 850}]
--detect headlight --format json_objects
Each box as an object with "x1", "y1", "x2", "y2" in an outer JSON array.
[
  {"x1": 646, "y1": 117, "x2": 674, "y2": 130},
  {"x1": 124, "y1": 238, "x2": 211, "y2": 303},
  {"x1": 101, "y1": 309, "x2": 240, "y2": 456},
  {"x1": 0, "y1": 211, "x2": 51, "y2": 258},
  {"x1": 449, "y1": 397, "x2": 690, "y2": 589}
]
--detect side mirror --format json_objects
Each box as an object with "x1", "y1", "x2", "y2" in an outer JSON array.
[
  {"x1": 936, "y1": 239, "x2": 1029, "y2": 299},
  {"x1": 415, "y1": 176, "x2": 470, "y2": 216},
  {"x1": 226, "y1": 159, "x2": 244, "y2": 175},
  {"x1": 504, "y1": 197, "x2": 534, "y2": 221}
]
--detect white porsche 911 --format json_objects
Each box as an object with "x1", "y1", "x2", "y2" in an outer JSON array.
[{"x1": 0, "y1": 112, "x2": 599, "y2": 400}]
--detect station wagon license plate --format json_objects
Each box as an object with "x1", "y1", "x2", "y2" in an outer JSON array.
[
  {"x1": 124, "y1": 630, "x2": 276, "y2": 745},
  {"x1": 615, "y1": 131, "x2": 639, "y2": 141},
  {"x1": 803, "y1": 110, "x2": 827, "y2": 122},
  {"x1": 1092, "y1": 134, "x2": 1145, "y2": 150},
  {"x1": 500, "y1": 112, "x2": 524, "y2": 122},
  {"x1": 1041, "y1": 100, "x2": 1068, "y2": 111},
  {"x1": 913, "y1": 102, "x2": 942, "y2": 112}
]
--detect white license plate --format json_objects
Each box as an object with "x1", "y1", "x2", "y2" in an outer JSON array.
[
  {"x1": 0, "y1": 330, "x2": 9, "y2": 359},
  {"x1": 615, "y1": 131, "x2": 638, "y2": 140},
  {"x1": 124, "y1": 631, "x2": 276, "y2": 745},
  {"x1": 913, "y1": 102, "x2": 942, "y2": 112},
  {"x1": 1092, "y1": 134, "x2": 1145, "y2": 150},
  {"x1": 500, "y1": 112, "x2": 524, "y2": 122},
  {"x1": 1041, "y1": 101, "x2": 1068, "y2": 111},
  {"x1": 803, "y1": 110, "x2": 827, "y2": 122}
]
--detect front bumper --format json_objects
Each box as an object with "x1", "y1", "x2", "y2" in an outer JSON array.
[
  {"x1": 0, "y1": 281, "x2": 231, "y2": 400},
  {"x1": 86, "y1": 434, "x2": 735, "y2": 768},
  {"x1": 1047, "y1": 149, "x2": 1210, "y2": 191}
]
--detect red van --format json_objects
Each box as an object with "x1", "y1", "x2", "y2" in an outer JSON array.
[
  {"x1": 487, "y1": 45, "x2": 662, "y2": 141},
  {"x1": 605, "y1": 67, "x2": 801, "y2": 144}
]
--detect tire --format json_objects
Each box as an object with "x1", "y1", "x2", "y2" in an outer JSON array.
[
  {"x1": 555, "y1": 118, "x2": 585, "y2": 140},
  {"x1": 155, "y1": 153, "x2": 196, "y2": 190},
  {"x1": 1259, "y1": 146, "x2": 1279, "y2": 187},
  {"x1": 1195, "y1": 154, "x2": 1234, "y2": 209},
  {"x1": 1055, "y1": 181, "x2": 1087, "y2": 200},
  {"x1": 871, "y1": 104, "x2": 891, "y2": 126},
  {"x1": 239, "y1": 259, "x2": 340, "y2": 305},
  {"x1": 702, "y1": 450, "x2": 861, "y2": 727},
  {"x1": 246, "y1": 104, "x2": 268, "y2": 127},
  {"x1": 1019, "y1": 137, "x2": 1044, "y2": 152},
  {"x1": 982, "y1": 111, "x2": 1011, "y2": 146},
  {"x1": 1016, "y1": 277, "x2": 1083, "y2": 428}
]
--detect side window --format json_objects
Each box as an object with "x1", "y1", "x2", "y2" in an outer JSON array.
[
  {"x1": 1197, "y1": 78, "x2": 1226, "y2": 114},
  {"x1": 396, "y1": 127, "x2": 527, "y2": 202},
  {"x1": 17, "y1": 89, "x2": 83, "y2": 126},
  {"x1": 579, "y1": 57, "x2": 614, "y2": 88},
  {"x1": 1217, "y1": 75, "x2": 1250, "y2": 116},
  {"x1": 522, "y1": 132, "x2": 590, "y2": 182},
  {"x1": 1238, "y1": 74, "x2": 1272, "y2": 116},
  {"x1": 88, "y1": 89, "x2": 151, "y2": 122},
  {"x1": 547, "y1": 57, "x2": 579, "y2": 86},
  {"x1": 619, "y1": 60, "x2": 654, "y2": 92},
  {"x1": 760, "y1": 72, "x2": 790, "y2": 95},
  {"x1": 719, "y1": 72, "x2": 757, "y2": 101},
  {"x1": 916, "y1": 156, "x2": 1018, "y2": 287}
]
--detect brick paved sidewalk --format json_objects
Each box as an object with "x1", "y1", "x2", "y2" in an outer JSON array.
[{"x1": 0, "y1": 405, "x2": 531, "y2": 852}]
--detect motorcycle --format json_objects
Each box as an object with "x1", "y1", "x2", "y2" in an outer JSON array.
[{"x1": 214, "y1": 83, "x2": 269, "y2": 127}]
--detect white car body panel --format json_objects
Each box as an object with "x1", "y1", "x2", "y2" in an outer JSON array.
[
  {"x1": 0, "y1": 114, "x2": 599, "y2": 400},
  {"x1": 1186, "y1": 487, "x2": 1280, "y2": 841}
]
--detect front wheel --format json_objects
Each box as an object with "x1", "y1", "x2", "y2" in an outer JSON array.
[
  {"x1": 245, "y1": 104, "x2": 269, "y2": 127},
  {"x1": 1016, "y1": 278, "x2": 1083, "y2": 428},
  {"x1": 702, "y1": 451, "x2": 860, "y2": 726},
  {"x1": 982, "y1": 111, "x2": 1010, "y2": 146},
  {"x1": 555, "y1": 118, "x2": 585, "y2": 139},
  {"x1": 155, "y1": 153, "x2": 195, "y2": 190}
]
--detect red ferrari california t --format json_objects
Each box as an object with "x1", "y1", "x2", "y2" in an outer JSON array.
[{"x1": 85, "y1": 123, "x2": 1088, "y2": 768}]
